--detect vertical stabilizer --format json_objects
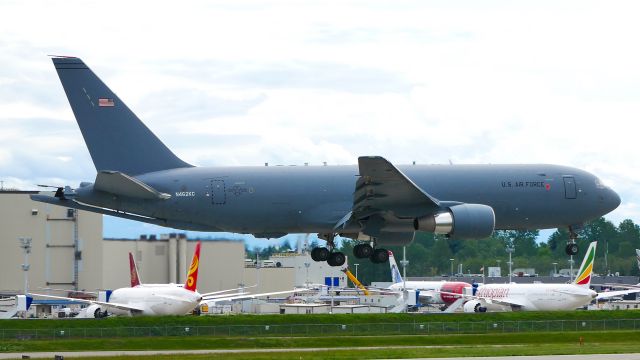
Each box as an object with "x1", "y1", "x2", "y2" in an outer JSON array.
[
  {"x1": 51, "y1": 57, "x2": 192, "y2": 175},
  {"x1": 184, "y1": 242, "x2": 201, "y2": 292},
  {"x1": 574, "y1": 241, "x2": 597, "y2": 288},
  {"x1": 388, "y1": 251, "x2": 403, "y2": 284},
  {"x1": 129, "y1": 252, "x2": 142, "y2": 287}
]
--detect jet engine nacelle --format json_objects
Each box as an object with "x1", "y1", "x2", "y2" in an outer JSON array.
[
  {"x1": 463, "y1": 300, "x2": 487, "y2": 313},
  {"x1": 414, "y1": 204, "x2": 495, "y2": 240},
  {"x1": 81, "y1": 304, "x2": 109, "y2": 318}
]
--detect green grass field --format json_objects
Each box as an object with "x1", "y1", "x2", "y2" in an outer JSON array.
[
  {"x1": 1, "y1": 309, "x2": 639, "y2": 330},
  {"x1": 2, "y1": 311, "x2": 640, "y2": 359},
  {"x1": 2, "y1": 331, "x2": 640, "y2": 359}
]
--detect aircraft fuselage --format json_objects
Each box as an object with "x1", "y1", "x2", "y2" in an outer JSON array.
[{"x1": 75, "y1": 163, "x2": 619, "y2": 241}]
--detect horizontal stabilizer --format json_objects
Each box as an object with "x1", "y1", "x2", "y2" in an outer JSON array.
[{"x1": 94, "y1": 171, "x2": 171, "y2": 200}]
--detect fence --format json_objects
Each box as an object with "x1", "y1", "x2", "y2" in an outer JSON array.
[{"x1": 3, "y1": 319, "x2": 640, "y2": 340}]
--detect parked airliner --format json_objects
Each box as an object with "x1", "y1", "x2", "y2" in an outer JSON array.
[
  {"x1": 460, "y1": 242, "x2": 640, "y2": 312},
  {"x1": 386, "y1": 251, "x2": 469, "y2": 309},
  {"x1": 33, "y1": 242, "x2": 204, "y2": 317}
]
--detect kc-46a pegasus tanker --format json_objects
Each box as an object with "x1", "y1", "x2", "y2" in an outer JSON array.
[{"x1": 32, "y1": 57, "x2": 621, "y2": 267}]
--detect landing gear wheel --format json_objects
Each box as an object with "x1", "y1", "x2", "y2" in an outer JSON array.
[
  {"x1": 311, "y1": 247, "x2": 330, "y2": 262},
  {"x1": 327, "y1": 252, "x2": 346, "y2": 267},
  {"x1": 353, "y1": 243, "x2": 374, "y2": 259},
  {"x1": 370, "y1": 248, "x2": 389, "y2": 264},
  {"x1": 566, "y1": 226, "x2": 580, "y2": 256},
  {"x1": 565, "y1": 243, "x2": 579, "y2": 256}
]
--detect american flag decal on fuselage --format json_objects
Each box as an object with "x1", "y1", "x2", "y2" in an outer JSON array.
[{"x1": 98, "y1": 98, "x2": 115, "y2": 107}]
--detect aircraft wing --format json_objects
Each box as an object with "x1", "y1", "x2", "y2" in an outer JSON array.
[
  {"x1": 30, "y1": 293, "x2": 145, "y2": 313},
  {"x1": 201, "y1": 292, "x2": 251, "y2": 300},
  {"x1": 335, "y1": 156, "x2": 442, "y2": 241},
  {"x1": 200, "y1": 285, "x2": 257, "y2": 297},
  {"x1": 481, "y1": 297, "x2": 526, "y2": 308},
  {"x1": 94, "y1": 170, "x2": 170, "y2": 200},
  {"x1": 552, "y1": 288, "x2": 595, "y2": 297},
  {"x1": 437, "y1": 290, "x2": 527, "y2": 308},
  {"x1": 353, "y1": 156, "x2": 440, "y2": 219},
  {"x1": 596, "y1": 288, "x2": 640, "y2": 300},
  {"x1": 203, "y1": 289, "x2": 299, "y2": 303}
]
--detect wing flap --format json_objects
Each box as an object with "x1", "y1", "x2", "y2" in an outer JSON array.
[{"x1": 94, "y1": 170, "x2": 170, "y2": 200}]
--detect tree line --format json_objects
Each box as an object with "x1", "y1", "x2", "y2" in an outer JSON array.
[{"x1": 246, "y1": 217, "x2": 640, "y2": 285}]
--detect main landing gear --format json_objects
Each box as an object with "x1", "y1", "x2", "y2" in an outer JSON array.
[
  {"x1": 311, "y1": 233, "x2": 347, "y2": 267},
  {"x1": 565, "y1": 227, "x2": 579, "y2": 256},
  {"x1": 353, "y1": 243, "x2": 389, "y2": 264},
  {"x1": 310, "y1": 234, "x2": 390, "y2": 267}
]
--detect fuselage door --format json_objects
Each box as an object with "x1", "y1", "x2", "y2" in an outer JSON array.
[
  {"x1": 563, "y1": 176, "x2": 577, "y2": 199},
  {"x1": 211, "y1": 180, "x2": 226, "y2": 205}
]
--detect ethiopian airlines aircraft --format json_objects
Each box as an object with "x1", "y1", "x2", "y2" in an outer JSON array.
[
  {"x1": 461, "y1": 242, "x2": 640, "y2": 312},
  {"x1": 34, "y1": 242, "x2": 204, "y2": 317},
  {"x1": 387, "y1": 251, "x2": 470, "y2": 309}
]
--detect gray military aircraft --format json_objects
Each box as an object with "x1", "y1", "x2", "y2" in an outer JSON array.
[{"x1": 32, "y1": 57, "x2": 621, "y2": 267}]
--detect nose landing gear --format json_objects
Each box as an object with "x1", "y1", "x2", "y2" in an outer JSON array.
[{"x1": 566, "y1": 227, "x2": 580, "y2": 256}]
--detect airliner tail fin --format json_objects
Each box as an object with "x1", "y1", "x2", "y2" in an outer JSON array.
[
  {"x1": 184, "y1": 242, "x2": 201, "y2": 292},
  {"x1": 574, "y1": 241, "x2": 597, "y2": 288}
]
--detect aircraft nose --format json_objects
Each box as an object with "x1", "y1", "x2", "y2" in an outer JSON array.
[{"x1": 603, "y1": 188, "x2": 621, "y2": 213}]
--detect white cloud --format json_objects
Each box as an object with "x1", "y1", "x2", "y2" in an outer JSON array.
[{"x1": 1, "y1": 0, "x2": 639, "y2": 239}]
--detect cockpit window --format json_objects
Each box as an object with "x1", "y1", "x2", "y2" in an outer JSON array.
[{"x1": 595, "y1": 178, "x2": 606, "y2": 189}]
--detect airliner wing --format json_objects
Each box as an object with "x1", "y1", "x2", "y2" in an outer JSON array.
[
  {"x1": 596, "y1": 288, "x2": 640, "y2": 300},
  {"x1": 30, "y1": 293, "x2": 145, "y2": 313},
  {"x1": 482, "y1": 297, "x2": 526, "y2": 308},
  {"x1": 203, "y1": 289, "x2": 299, "y2": 303},
  {"x1": 200, "y1": 285, "x2": 257, "y2": 297},
  {"x1": 437, "y1": 290, "x2": 527, "y2": 308},
  {"x1": 353, "y1": 156, "x2": 440, "y2": 219},
  {"x1": 552, "y1": 288, "x2": 594, "y2": 297}
]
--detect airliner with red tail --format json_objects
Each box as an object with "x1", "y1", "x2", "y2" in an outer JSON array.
[
  {"x1": 32, "y1": 242, "x2": 204, "y2": 317},
  {"x1": 387, "y1": 251, "x2": 470, "y2": 309}
]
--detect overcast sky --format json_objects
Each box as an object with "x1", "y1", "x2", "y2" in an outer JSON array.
[{"x1": 1, "y1": 1, "x2": 638, "y2": 247}]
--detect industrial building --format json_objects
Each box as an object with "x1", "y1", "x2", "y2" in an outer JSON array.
[
  {"x1": 0, "y1": 191, "x2": 345, "y2": 299},
  {"x1": 0, "y1": 191, "x2": 103, "y2": 294}
]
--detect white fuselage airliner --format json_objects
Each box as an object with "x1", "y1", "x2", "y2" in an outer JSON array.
[
  {"x1": 33, "y1": 242, "x2": 204, "y2": 317},
  {"x1": 461, "y1": 242, "x2": 640, "y2": 312},
  {"x1": 386, "y1": 251, "x2": 470, "y2": 308}
]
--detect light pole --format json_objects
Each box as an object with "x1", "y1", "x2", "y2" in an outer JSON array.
[
  {"x1": 400, "y1": 247, "x2": 409, "y2": 279},
  {"x1": 304, "y1": 262, "x2": 310, "y2": 287},
  {"x1": 400, "y1": 247, "x2": 409, "y2": 292},
  {"x1": 506, "y1": 246, "x2": 514, "y2": 283},
  {"x1": 552, "y1": 262, "x2": 558, "y2": 276},
  {"x1": 18, "y1": 237, "x2": 32, "y2": 295},
  {"x1": 450, "y1": 258, "x2": 454, "y2": 277},
  {"x1": 569, "y1": 257, "x2": 575, "y2": 282}
]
